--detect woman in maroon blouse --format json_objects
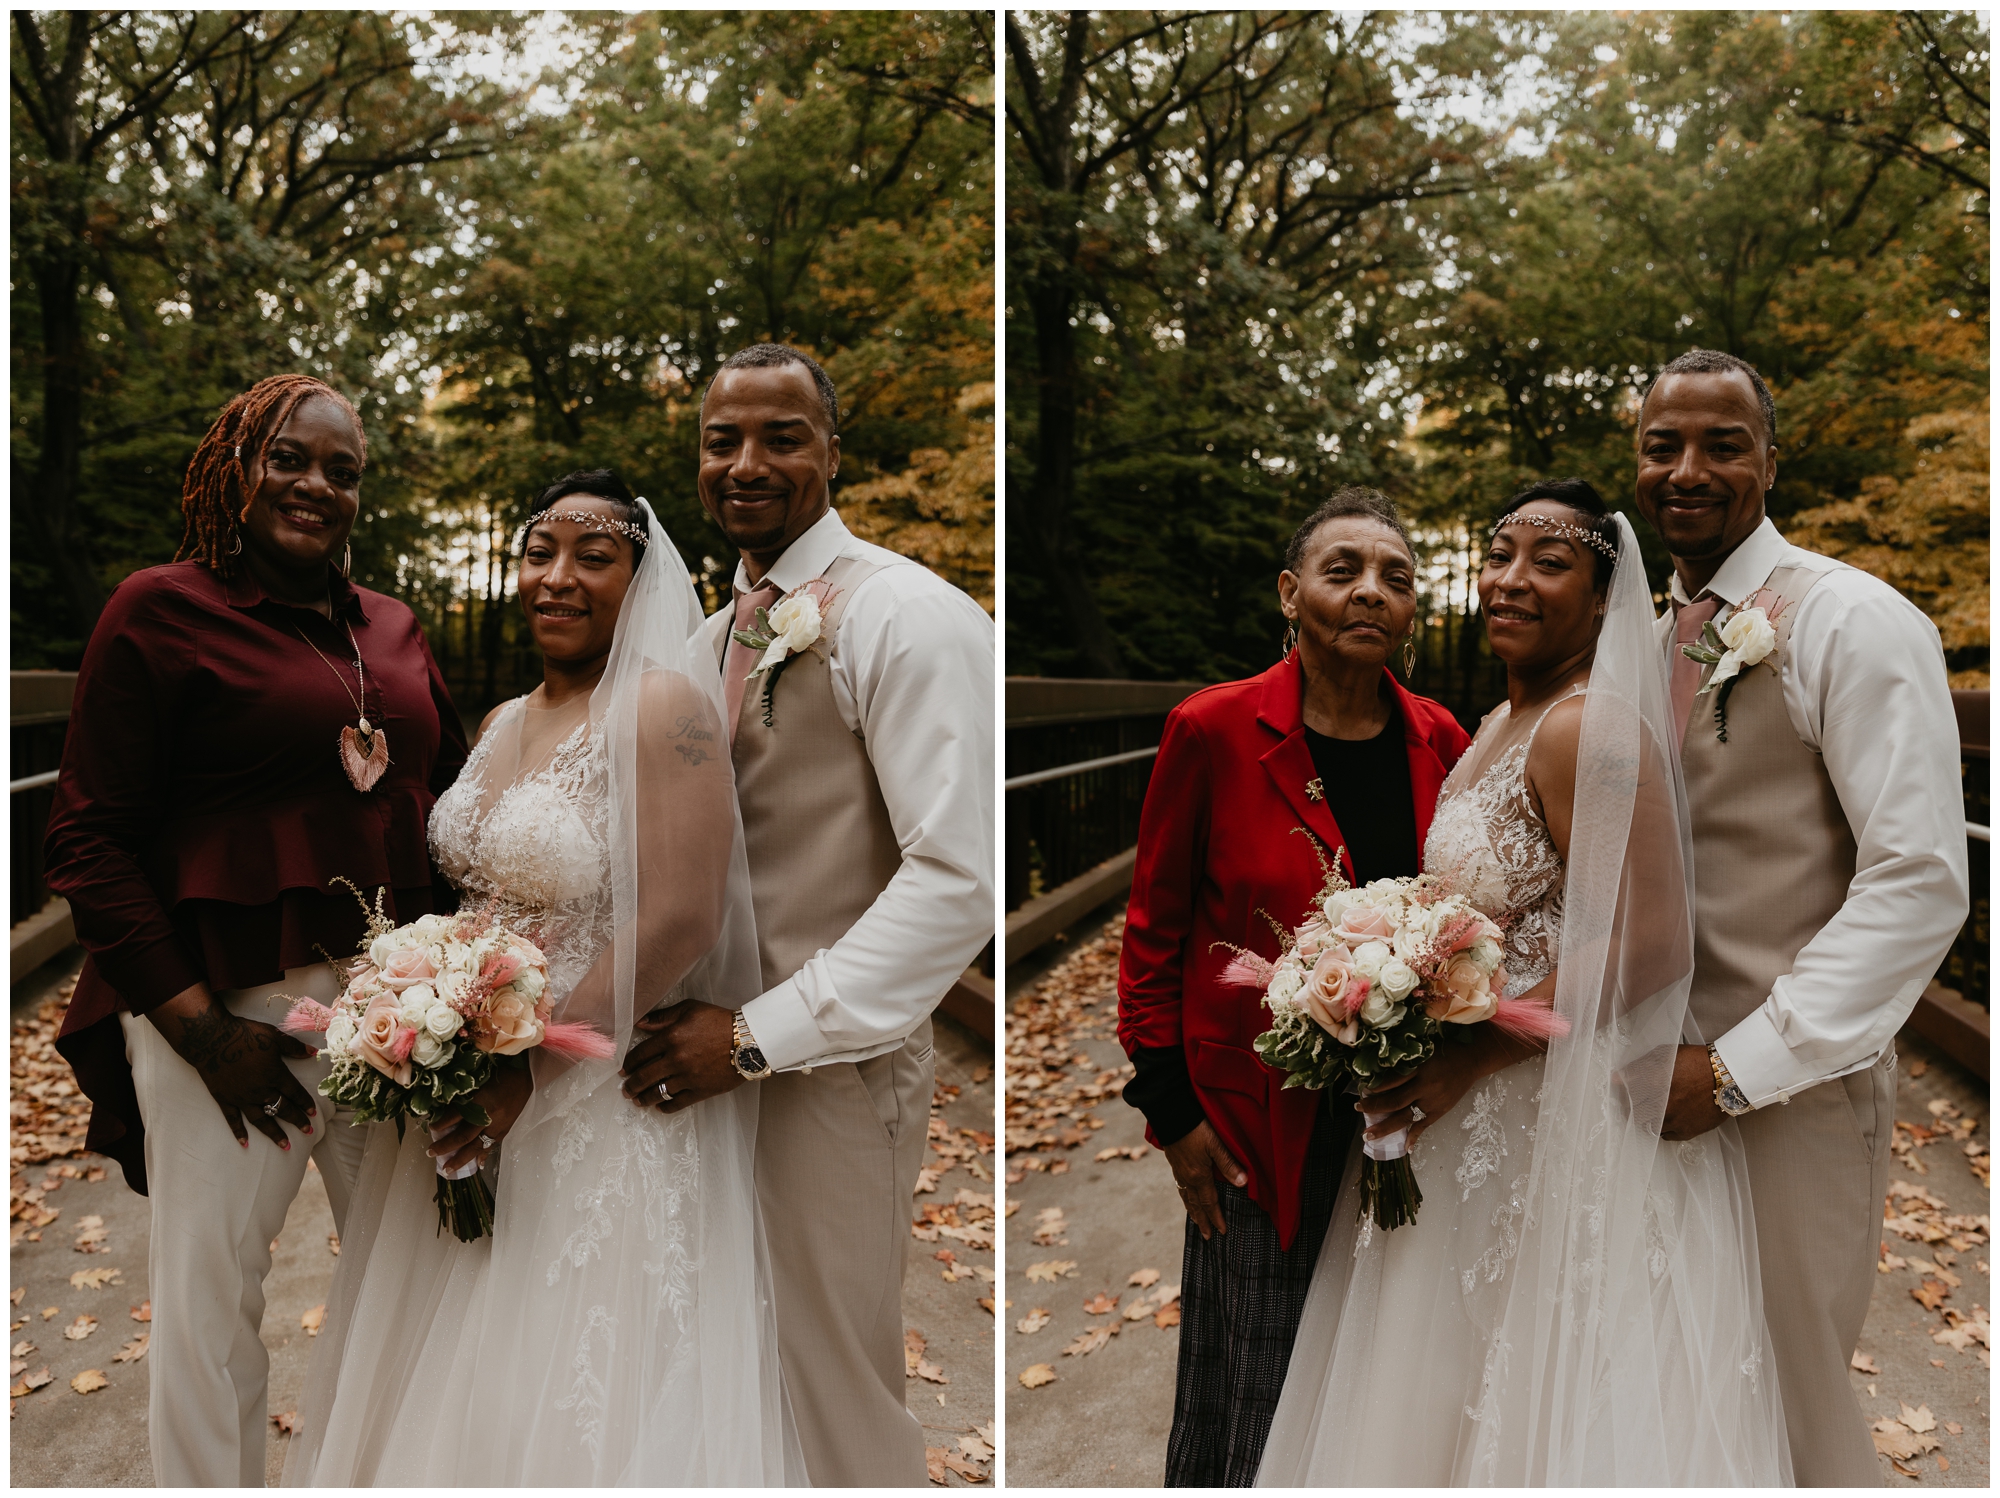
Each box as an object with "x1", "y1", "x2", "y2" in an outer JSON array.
[{"x1": 45, "y1": 374, "x2": 466, "y2": 1487}]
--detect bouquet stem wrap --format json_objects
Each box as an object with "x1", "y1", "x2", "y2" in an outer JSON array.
[{"x1": 1357, "y1": 1107, "x2": 1421, "y2": 1231}]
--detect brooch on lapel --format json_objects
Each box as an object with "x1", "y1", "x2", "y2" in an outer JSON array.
[{"x1": 1305, "y1": 778, "x2": 1325, "y2": 803}]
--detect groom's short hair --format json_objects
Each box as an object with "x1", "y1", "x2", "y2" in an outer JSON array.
[
  {"x1": 708, "y1": 343, "x2": 841, "y2": 439},
  {"x1": 1644, "y1": 349, "x2": 1777, "y2": 446}
]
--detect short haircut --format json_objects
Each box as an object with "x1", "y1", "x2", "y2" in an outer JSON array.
[
  {"x1": 521, "y1": 468, "x2": 647, "y2": 567},
  {"x1": 708, "y1": 342, "x2": 840, "y2": 438},
  {"x1": 1496, "y1": 478, "x2": 1617, "y2": 588},
  {"x1": 1284, "y1": 486, "x2": 1416, "y2": 574},
  {"x1": 1644, "y1": 348, "x2": 1777, "y2": 446}
]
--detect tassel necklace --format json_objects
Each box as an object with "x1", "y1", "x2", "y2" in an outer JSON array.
[{"x1": 292, "y1": 609, "x2": 389, "y2": 792}]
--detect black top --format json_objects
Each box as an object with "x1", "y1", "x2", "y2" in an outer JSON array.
[{"x1": 1126, "y1": 704, "x2": 1420, "y2": 1147}]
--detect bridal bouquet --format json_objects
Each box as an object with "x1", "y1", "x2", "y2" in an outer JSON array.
[
  {"x1": 282, "y1": 885, "x2": 614, "y2": 1241},
  {"x1": 1222, "y1": 859, "x2": 1566, "y2": 1231}
]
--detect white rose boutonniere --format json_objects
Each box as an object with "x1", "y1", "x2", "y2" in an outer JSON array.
[
  {"x1": 1678, "y1": 589, "x2": 1789, "y2": 742},
  {"x1": 730, "y1": 578, "x2": 839, "y2": 728}
]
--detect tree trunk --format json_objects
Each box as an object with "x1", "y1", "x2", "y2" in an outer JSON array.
[{"x1": 25, "y1": 237, "x2": 107, "y2": 639}]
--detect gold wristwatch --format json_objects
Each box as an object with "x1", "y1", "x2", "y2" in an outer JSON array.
[
  {"x1": 1707, "y1": 1044, "x2": 1753, "y2": 1117},
  {"x1": 730, "y1": 1012, "x2": 773, "y2": 1081}
]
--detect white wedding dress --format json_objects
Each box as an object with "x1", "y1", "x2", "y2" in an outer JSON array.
[
  {"x1": 283, "y1": 505, "x2": 802, "y2": 1487},
  {"x1": 1258, "y1": 516, "x2": 1792, "y2": 1487}
]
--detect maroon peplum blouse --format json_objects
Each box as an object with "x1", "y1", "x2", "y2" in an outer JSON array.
[{"x1": 46, "y1": 561, "x2": 468, "y2": 1192}]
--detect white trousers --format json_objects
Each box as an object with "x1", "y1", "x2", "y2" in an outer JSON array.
[{"x1": 120, "y1": 965, "x2": 365, "y2": 1488}]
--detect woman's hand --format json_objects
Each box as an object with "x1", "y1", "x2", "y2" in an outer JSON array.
[
  {"x1": 147, "y1": 983, "x2": 320, "y2": 1150},
  {"x1": 428, "y1": 1062, "x2": 535, "y2": 1174},
  {"x1": 1357, "y1": 1026, "x2": 1531, "y2": 1146},
  {"x1": 1161, "y1": 1120, "x2": 1248, "y2": 1241}
]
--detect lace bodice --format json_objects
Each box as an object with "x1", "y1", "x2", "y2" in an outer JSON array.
[
  {"x1": 1422, "y1": 693, "x2": 1578, "y2": 998},
  {"x1": 429, "y1": 699, "x2": 612, "y2": 1003}
]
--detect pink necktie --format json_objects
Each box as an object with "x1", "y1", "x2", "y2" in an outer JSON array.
[
  {"x1": 1670, "y1": 594, "x2": 1723, "y2": 743},
  {"x1": 723, "y1": 581, "x2": 780, "y2": 743}
]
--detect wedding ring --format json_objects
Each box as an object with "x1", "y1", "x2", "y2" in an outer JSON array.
[
  {"x1": 656, "y1": 1082, "x2": 674, "y2": 1102},
  {"x1": 479, "y1": 1134, "x2": 495, "y2": 1150},
  {"x1": 1410, "y1": 1104, "x2": 1426, "y2": 1123},
  {"x1": 263, "y1": 1099, "x2": 283, "y2": 1117}
]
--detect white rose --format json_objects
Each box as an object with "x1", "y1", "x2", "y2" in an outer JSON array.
[
  {"x1": 1267, "y1": 967, "x2": 1305, "y2": 1010},
  {"x1": 325, "y1": 1014, "x2": 358, "y2": 1053},
  {"x1": 1377, "y1": 957, "x2": 1420, "y2": 1002},
  {"x1": 1320, "y1": 891, "x2": 1355, "y2": 928},
  {"x1": 412, "y1": 1032, "x2": 451, "y2": 1070},
  {"x1": 424, "y1": 1003, "x2": 460, "y2": 1040},
  {"x1": 1718, "y1": 607, "x2": 1777, "y2": 664},
  {"x1": 413, "y1": 914, "x2": 452, "y2": 940},
  {"x1": 767, "y1": 592, "x2": 822, "y2": 652},
  {"x1": 398, "y1": 983, "x2": 438, "y2": 1031},
  {"x1": 514, "y1": 965, "x2": 546, "y2": 1002},
  {"x1": 367, "y1": 932, "x2": 399, "y2": 969},
  {"x1": 1351, "y1": 941, "x2": 1391, "y2": 979},
  {"x1": 1470, "y1": 936, "x2": 1504, "y2": 974},
  {"x1": 1358, "y1": 987, "x2": 1404, "y2": 1029}
]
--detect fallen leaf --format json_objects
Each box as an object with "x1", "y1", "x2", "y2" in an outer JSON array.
[
  {"x1": 1877, "y1": 1253, "x2": 1908, "y2": 1274},
  {"x1": 85, "y1": 1168, "x2": 105, "y2": 1183},
  {"x1": 1093, "y1": 1147, "x2": 1122, "y2": 1162},
  {"x1": 958, "y1": 1432, "x2": 994, "y2": 1463},
  {"x1": 111, "y1": 1333, "x2": 148, "y2": 1364},
  {"x1": 1943, "y1": 1421, "x2": 1962, "y2": 1435},
  {"x1": 903, "y1": 1328, "x2": 927, "y2": 1373},
  {"x1": 8, "y1": 1290, "x2": 21, "y2": 1307},
  {"x1": 1907, "y1": 1059, "x2": 1929, "y2": 1077},
  {"x1": 914, "y1": 1357, "x2": 948, "y2": 1385},
  {"x1": 327, "y1": 1233, "x2": 340, "y2": 1257},
  {"x1": 301, "y1": 1304, "x2": 325, "y2": 1336},
  {"x1": 1889, "y1": 1457, "x2": 1920, "y2": 1479},
  {"x1": 913, "y1": 1167, "x2": 943, "y2": 1196},
  {"x1": 1025, "y1": 1260, "x2": 1078, "y2": 1283},
  {"x1": 9, "y1": 1366, "x2": 51, "y2": 1397},
  {"x1": 1851, "y1": 1350, "x2": 1881, "y2": 1374},
  {"x1": 1048, "y1": 1159, "x2": 1069, "y2": 1175},
  {"x1": 129, "y1": 1301, "x2": 151, "y2": 1323},
  {"x1": 976, "y1": 1297, "x2": 995, "y2": 1315},
  {"x1": 1930, "y1": 1358, "x2": 1946, "y2": 1368},
  {"x1": 1082, "y1": 1291, "x2": 1119, "y2": 1316},
  {"x1": 69, "y1": 1369, "x2": 107, "y2": 1395},
  {"x1": 1016, "y1": 1308, "x2": 1051, "y2": 1335},
  {"x1": 940, "y1": 1449, "x2": 987, "y2": 1482},
  {"x1": 924, "y1": 1446, "x2": 948, "y2": 1485},
  {"x1": 62, "y1": 1315, "x2": 98, "y2": 1341},
  {"x1": 1030, "y1": 1206, "x2": 1070, "y2": 1246},
  {"x1": 1128, "y1": 1267, "x2": 1162, "y2": 1289},
  {"x1": 1900, "y1": 1403, "x2": 1937, "y2": 1434},
  {"x1": 1911, "y1": 1278, "x2": 1950, "y2": 1311},
  {"x1": 1018, "y1": 1362, "x2": 1057, "y2": 1389},
  {"x1": 1156, "y1": 1302, "x2": 1182, "y2": 1329},
  {"x1": 1938, "y1": 1455, "x2": 1949, "y2": 1473},
  {"x1": 72, "y1": 1214, "x2": 108, "y2": 1253},
  {"x1": 11, "y1": 1341, "x2": 33, "y2": 1360},
  {"x1": 272, "y1": 1411, "x2": 302, "y2": 1436},
  {"x1": 1872, "y1": 1419, "x2": 1941, "y2": 1462},
  {"x1": 1062, "y1": 1324, "x2": 1115, "y2": 1357},
  {"x1": 68, "y1": 1268, "x2": 121, "y2": 1291},
  {"x1": 39, "y1": 1308, "x2": 57, "y2": 1322}
]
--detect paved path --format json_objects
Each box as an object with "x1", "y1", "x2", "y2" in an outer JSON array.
[
  {"x1": 1003, "y1": 917, "x2": 1990, "y2": 1486},
  {"x1": 10, "y1": 957, "x2": 994, "y2": 1486}
]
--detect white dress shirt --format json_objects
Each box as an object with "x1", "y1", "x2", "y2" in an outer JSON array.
[
  {"x1": 698, "y1": 507, "x2": 995, "y2": 1072},
  {"x1": 1666, "y1": 519, "x2": 1969, "y2": 1108}
]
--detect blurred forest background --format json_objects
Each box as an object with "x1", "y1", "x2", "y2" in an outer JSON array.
[
  {"x1": 1006, "y1": 10, "x2": 1988, "y2": 715},
  {"x1": 12, "y1": 9, "x2": 993, "y2": 719}
]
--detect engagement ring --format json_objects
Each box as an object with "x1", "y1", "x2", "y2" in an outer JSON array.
[
  {"x1": 263, "y1": 1099, "x2": 283, "y2": 1117},
  {"x1": 656, "y1": 1082, "x2": 673, "y2": 1102},
  {"x1": 479, "y1": 1133, "x2": 495, "y2": 1150},
  {"x1": 1411, "y1": 1104, "x2": 1426, "y2": 1123}
]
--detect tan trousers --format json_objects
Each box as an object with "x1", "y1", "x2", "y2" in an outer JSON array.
[
  {"x1": 1736, "y1": 1050, "x2": 1897, "y2": 1487},
  {"x1": 121, "y1": 966, "x2": 366, "y2": 1488},
  {"x1": 755, "y1": 1021, "x2": 934, "y2": 1487}
]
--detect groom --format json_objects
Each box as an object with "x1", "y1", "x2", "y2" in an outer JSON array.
[
  {"x1": 619, "y1": 342, "x2": 995, "y2": 1485},
  {"x1": 1638, "y1": 349, "x2": 1968, "y2": 1486}
]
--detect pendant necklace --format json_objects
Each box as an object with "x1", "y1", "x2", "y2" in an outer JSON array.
[{"x1": 292, "y1": 603, "x2": 389, "y2": 792}]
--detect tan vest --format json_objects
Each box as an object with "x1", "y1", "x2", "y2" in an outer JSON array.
[
  {"x1": 723, "y1": 555, "x2": 903, "y2": 992},
  {"x1": 1680, "y1": 562, "x2": 1855, "y2": 1044}
]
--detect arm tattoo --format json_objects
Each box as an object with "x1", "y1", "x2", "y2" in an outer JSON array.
[{"x1": 177, "y1": 1005, "x2": 250, "y2": 1074}]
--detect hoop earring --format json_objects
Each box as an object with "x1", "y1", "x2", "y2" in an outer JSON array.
[
  {"x1": 1402, "y1": 636, "x2": 1416, "y2": 677},
  {"x1": 228, "y1": 531, "x2": 243, "y2": 558},
  {"x1": 341, "y1": 543, "x2": 352, "y2": 577},
  {"x1": 1282, "y1": 619, "x2": 1299, "y2": 657}
]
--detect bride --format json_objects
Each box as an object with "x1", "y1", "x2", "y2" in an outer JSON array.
[
  {"x1": 1257, "y1": 483, "x2": 1791, "y2": 1485},
  {"x1": 283, "y1": 472, "x2": 803, "y2": 1485}
]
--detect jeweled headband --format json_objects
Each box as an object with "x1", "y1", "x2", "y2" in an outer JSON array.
[
  {"x1": 515, "y1": 507, "x2": 651, "y2": 549},
  {"x1": 1488, "y1": 510, "x2": 1619, "y2": 560}
]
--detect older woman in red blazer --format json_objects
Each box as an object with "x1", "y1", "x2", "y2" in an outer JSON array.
[{"x1": 1118, "y1": 488, "x2": 1470, "y2": 1487}]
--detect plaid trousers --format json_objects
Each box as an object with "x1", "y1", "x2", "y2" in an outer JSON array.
[{"x1": 1163, "y1": 1097, "x2": 1353, "y2": 1487}]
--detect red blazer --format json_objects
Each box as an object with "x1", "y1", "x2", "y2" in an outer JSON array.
[{"x1": 1117, "y1": 655, "x2": 1471, "y2": 1248}]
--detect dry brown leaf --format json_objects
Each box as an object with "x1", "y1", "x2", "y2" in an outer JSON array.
[
  {"x1": 1930, "y1": 1358, "x2": 1947, "y2": 1367},
  {"x1": 958, "y1": 1432, "x2": 994, "y2": 1463},
  {"x1": 1030, "y1": 1206, "x2": 1070, "y2": 1246},
  {"x1": 8, "y1": 1289, "x2": 22, "y2": 1307},
  {"x1": 924, "y1": 1446, "x2": 948, "y2": 1485},
  {"x1": 914, "y1": 1357, "x2": 948, "y2": 1384},
  {"x1": 62, "y1": 1315, "x2": 97, "y2": 1342},
  {"x1": 272, "y1": 1410, "x2": 303, "y2": 1436},
  {"x1": 328, "y1": 1233, "x2": 340, "y2": 1257},
  {"x1": 1908, "y1": 1059, "x2": 1930, "y2": 1077},
  {"x1": 301, "y1": 1304, "x2": 326, "y2": 1336},
  {"x1": 1062, "y1": 1324, "x2": 1115, "y2": 1358},
  {"x1": 85, "y1": 1167, "x2": 105, "y2": 1182},
  {"x1": 1937, "y1": 1455, "x2": 1949, "y2": 1473},
  {"x1": 39, "y1": 1307, "x2": 57, "y2": 1322},
  {"x1": 111, "y1": 1333, "x2": 148, "y2": 1364},
  {"x1": 11, "y1": 1341, "x2": 33, "y2": 1360},
  {"x1": 903, "y1": 1328, "x2": 927, "y2": 1373},
  {"x1": 72, "y1": 1214, "x2": 108, "y2": 1254},
  {"x1": 1944, "y1": 1422, "x2": 1962, "y2": 1436},
  {"x1": 1082, "y1": 1291, "x2": 1119, "y2": 1316},
  {"x1": 1128, "y1": 1267, "x2": 1162, "y2": 1289},
  {"x1": 1155, "y1": 1302, "x2": 1183, "y2": 1329},
  {"x1": 130, "y1": 1301, "x2": 151, "y2": 1323},
  {"x1": 1016, "y1": 1308, "x2": 1051, "y2": 1335},
  {"x1": 1900, "y1": 1403, "x2": 1937, "y2": 1435},
  {"x1": 1850, "y1": 1349, "x2": 1880, "y2": 1374},
  {"x1": 976, "y1": 1296, "x2": 995, "y2": 1315},
  {"x1": 1018, "y1": 1362, "x2": 1056, "y2": 1389},
  {"x1": 1872, "y1": 1419, "x2": 1942, "y2": 1462},
  {"x1": 1911, "y1": 1278, "x2": 1950, "y2": 1311},
  {"x1": 68, "y1": 1268, "x2": 121, "y2": 1292},
  {"x1": 1025, "y1": 1260, "x2": 1077, "y2": 1283},
  {"x1": 10, "y1": 1366, "x2": 51, "y2": 1397},
  {"x1": 69, "y1": 1369, "x2": 108, "y2": 1395},
  {"x1": 940, "y1": 1449, "x2": 987, "y2": 1482},
  {"x1": 914, "y1": 1167, "x2": 943, "y2": 1196}
]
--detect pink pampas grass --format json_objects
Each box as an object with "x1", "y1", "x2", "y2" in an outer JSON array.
[
  {"x1": 539, "y1": 1021, "x2": 618, "y2": 1062},
  {"x1": 282, "y1": 998, "x2": 335, "y2": 1037},
  {"x1": 1489, "y1": 998, "x2": 1571, "y2": 1044},
  {"x1": 1218, "y1": 949, "x2": 1277, "y2": 991}
]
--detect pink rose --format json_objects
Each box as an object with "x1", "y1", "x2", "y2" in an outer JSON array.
[
  {"x1": 1338, "y1": 903, "x2": 1398, "y2": 942},
  {"x1": 1301, "y1": 947, "x2": 1362, "y2": 1044},
  {"x1": 472, "y1": 988, "x2": 544, "y2": 1056},
  {"x1": 1426, "y1": 954, "x2": 1499, "y2": 1026},
  {"x1": 355, "y1": 991, "x2": 415, "y2": 1085},
  {"x1": 377, "y1": 945, "x2": 438, "y2": 993}
]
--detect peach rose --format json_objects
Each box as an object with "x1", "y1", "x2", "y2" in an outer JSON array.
[
  {"x1": 472, "y1": 987, "x2": 544, "y2": 1056},
  {"x1": 1338, "y1": 903, "x2": 1398, "y2": 942},
  {"x1": 1301, "y1": 946, "x2": 1363, "y2": 1043},
  {"x1": 1426, "y1": 953, "x2": 1499, "y2": 1026},
  {"x1": 377, "y1": 945, "x2": 439, "y2": 993},
  {"x1": 355, "y1": 990, "x2": 415, "y2": 1085}
]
